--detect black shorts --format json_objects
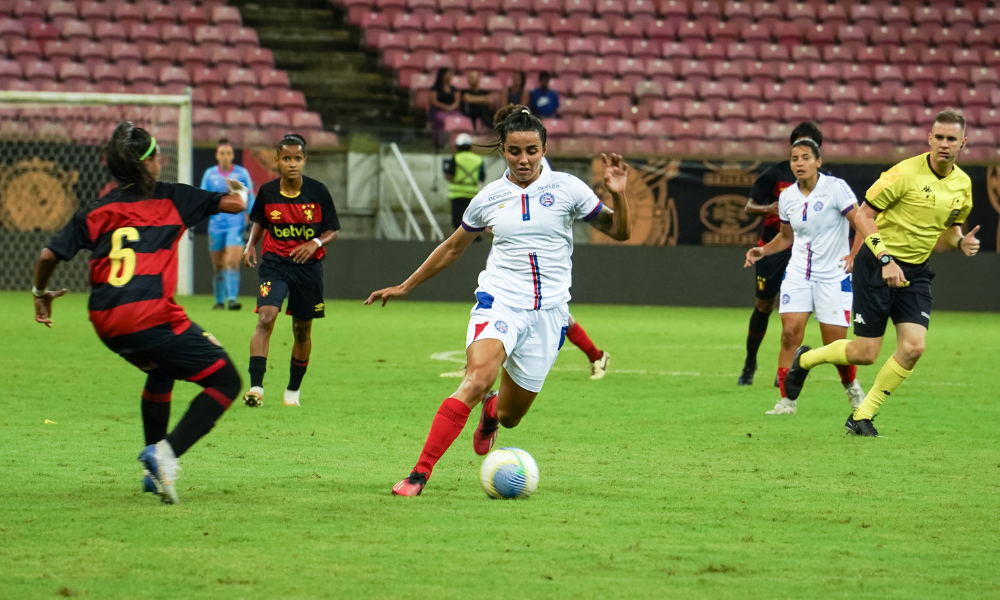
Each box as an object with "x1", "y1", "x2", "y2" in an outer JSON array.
[
  {"x1": 112, "y1": 322, "x2": 231, "y2": 381},
  {"x1": 754, "y1": 249, "x2": 791, "y2": 300},
  {"x1": 852, "y1": 246, "x2": 934, "y2": 338},
  {"x1": 257, "y1": 259, "x2": 325, "y2": 321}
]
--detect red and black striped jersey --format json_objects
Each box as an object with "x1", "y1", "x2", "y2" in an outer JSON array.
[
  {"x1": 750, "y1": 161, "x2": 796, "y2": 246},
  {"x1": 249, "y1": 176, "x2": 339, "y2": 265},
  {"x1": 47, "y1": 183, "x2": 224, "y2": 347}
]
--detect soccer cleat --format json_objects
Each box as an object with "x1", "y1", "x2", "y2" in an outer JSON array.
[
  {"x1": 212, "y1": 302, "x2": 225, "y2": 310},
  {"x1": 473, "y1": 390, "x2": 499, "y2": 455},
  {"x1": 141, "y1": 470, "x2": 157, "y2": 494},
  {"x1": 440, "y1": 365, "x2": 467, "y2": 378},
  {"x1": 845, "y1": 413, "x2": 879, "y2": 437},
  {"x1": 227, "y1": 299, "x2": 242, "y2": 310},
  {"x1": 283, "y1": 389, "x2": 300, "y2": 406},
  {"x1": 783, "y1": 345, "x2": 812, "y2": 400},
  {"x1": 844, "y1": 379, "x2": 865, "y2": 410},
  {"x1": 590, "y1": 351, "x2": 611, "y2": 380},
  {"x1": 737, "y1": 361, "x2": 756, "y2": 386},
  {"x1": 138, "y1": 440, "x2": 180, "y2": 504},
  {"x1": 392, "y1": 471, "x2": 427, "y2": 496},
  {"x1": 765, "y1": 398, "x2": 797, "y2": 415},
  {"x1": 243, "y1": 386, "x2": 263, "y2": 408}
]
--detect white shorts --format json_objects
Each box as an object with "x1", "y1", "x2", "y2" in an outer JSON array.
[
  {"x1": 779, "y1": 274, "x2": 853, "y2": 327},
  {"x1": 465, "y1": 294, "x2": 569, "y2": 393}
]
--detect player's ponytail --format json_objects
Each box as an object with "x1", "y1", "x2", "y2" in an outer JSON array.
[
  {"x1": 489, "y1": 104, "x2": 546, "y2": 152},
  {"x1": 104, "y1": 121, "x2": 158, "y2": 195}
]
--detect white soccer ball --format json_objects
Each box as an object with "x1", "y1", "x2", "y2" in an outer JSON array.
[{"x1": 480, "y1": 447, "x2": 539, "y2": 499}]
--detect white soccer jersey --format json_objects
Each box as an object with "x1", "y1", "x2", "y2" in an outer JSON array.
[
  {"x1": 462, "y1": 166, "x2": 604, "y2": 310},
  {"x1": 778, "y1": 173, "x2": 858, "y2": 281}
]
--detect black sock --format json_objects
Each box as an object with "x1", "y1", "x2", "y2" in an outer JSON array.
[
  {"x1": 166, "y1": 361, "x2": 241, "y2": 456},
  {"x1": 141, "y1": 370, "x2": 174, "y2": 446},
  {"x1": 745, "y1": 308, "x2": 771, "y2": 365},
  {"x1": 288, "y1": 358, "x2": 308, "y2": 391},
  {"x1": 248, "y1": 355, "x2": 266, "y2": 388}
]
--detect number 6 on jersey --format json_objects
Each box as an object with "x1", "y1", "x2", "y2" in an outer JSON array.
[{"x1": 108, "y1": 226, "x2": 139, "y2": 287}]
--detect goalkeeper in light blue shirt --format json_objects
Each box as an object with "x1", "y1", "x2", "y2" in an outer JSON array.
[{"x1": 202, "y1": 139, "x2": 254, "y2": 310}]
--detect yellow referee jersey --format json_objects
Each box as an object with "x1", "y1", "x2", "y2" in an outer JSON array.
[{"x1": 864, "y1": 152, "x2": 973, "y2": 264}]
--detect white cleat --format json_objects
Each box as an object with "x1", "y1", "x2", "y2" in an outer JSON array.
[
  {"x1": 844, "y1": 379, "x2": 865, "y2": 411},
  {"x1": 589, "y1": 351, "x2": 611, "y2": 380},
  {"x1": 138, "y1": 440, "x2": 181, "y2": 504},
  {"x1": 440, "y1": 365, "x2": 467, "y2": 378},
  {"x1": 283, "y1": 389, "x2": 301, "y2": 406},
  {"x1": 243, "y1": 386, "x2": 263, "y2": 408},
  {"x1": 766, "y1": 398, "x2": 797, "y2": 415}
]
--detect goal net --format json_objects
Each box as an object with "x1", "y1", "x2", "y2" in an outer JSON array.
[{"x1": 0, "y1": 90, "x2": 194, "y2": 294}]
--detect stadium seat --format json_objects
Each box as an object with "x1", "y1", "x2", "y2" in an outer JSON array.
[
  {"x1": 43, "y1": 39, "x2": 74, "y2": 69},
  {"x1": 109, "y1": 42, "x2": 141, "y2": 70},
  {"x1": 146, "y1": 3, "x2": 178, "y2": 28},
  {"x1": 0, "y1": 57, "x2": 22, "y2": 84},
  {"x1": 112, "y1": 2, "x2": 144, "y2": 27},
  {"x1": 127, "y1": 23, "x2": 160, "y2": 47},
  {"x1": 649, "y1": 99, "x2": 682, "y2": 120},
  {"x1": 210, "y1": 87, "x2": 241, "y2": 112},
  {"x1": 93, "y1": 22, "x2": 126, "y2": 44},
  {"x1": 78, "y1": 1, "x2": 110, "y2": 26},
  {"x1": 259, "y1": 69, "x2": 291, "y2": 92}
]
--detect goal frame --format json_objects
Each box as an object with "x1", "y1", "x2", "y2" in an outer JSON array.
[{"x1": 0, "y1": 89, "x2": 195, "y2": 295}]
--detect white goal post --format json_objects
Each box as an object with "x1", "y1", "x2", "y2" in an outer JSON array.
[{"x1": 0, "y1": 89, "x2": 196, "y2": 295}]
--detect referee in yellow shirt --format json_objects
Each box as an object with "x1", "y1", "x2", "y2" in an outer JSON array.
[{"x1": 784, "y1": 109, "x2": 981, "y2": 436}]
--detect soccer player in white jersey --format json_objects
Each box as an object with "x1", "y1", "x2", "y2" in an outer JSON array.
[
  {"x1": 366, "y1": 104, "x2": 632, "y2": 496},
  {"x1": 744, "y1": 138, "x2": 865, "y2": 415}
]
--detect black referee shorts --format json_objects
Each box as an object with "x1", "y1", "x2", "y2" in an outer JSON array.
[
  {"x1": 852, "y1": 246, "x2": 934, "y2": 338},
  {"x1": 754, "y1": 248, "x2": 791, "y2": 300},
  {"x1": 256, "y1": 259, "x2": 325, "y2": 321},
  {"x1": 112, "y1": 322, "x2": 232, "y2": 381}
]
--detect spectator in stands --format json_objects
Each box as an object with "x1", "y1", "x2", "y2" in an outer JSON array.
[
  {"x1": 461, "y1": 71, "x2": 494, "y2": 131},
  {"x1": 443, "y1": 132, "x2": 485, "y2": 232},
  {"x1": 429, "y1": 67, "x2": 462, "y2": 148},
  {"x1": 506, "y1": 72, "x2": 526, "y2": 106},
  {"x1": 529, "y1": 71, "x2": 559, "y2": 118}
]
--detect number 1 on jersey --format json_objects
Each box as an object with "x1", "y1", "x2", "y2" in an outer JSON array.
[{"x1": 108, "y1": 227, "x2": 139, "y2": 287}]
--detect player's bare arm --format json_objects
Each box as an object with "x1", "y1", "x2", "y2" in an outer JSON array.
[
  {"x1": 32, "y1": 248, "x2": 67, "y2": 327},
  {"x1": 745, "y1": 222, "x2": 794, "y2": 267},
  {"x1": 745, "y1": 197, "x2": 779, "y2": 216},
  {"x1": 588, "y1": 153, "x2": 632, "y2": 241},
  {"x1": 365, "y1": 227, "x2": 480, "y2": 306},
  {"x1": 939, "y1": 224, "x2": 981, "y2": 257},
  {"x1": 289, "y1": 229, "x2": 339, "y2": 264},
  {"x1": 242, "y1": 222, "x2": 265, "y2": 267},
  {"x1": 855, "y1": 202, "x2": 906, "y2": 288},
  {"x1": 841, "y1": 206, "x2": 863, "y2": 273}
]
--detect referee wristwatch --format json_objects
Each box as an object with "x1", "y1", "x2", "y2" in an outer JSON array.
[{"x1": 878, "y1": 254, "x2": 894, "y2": 266}]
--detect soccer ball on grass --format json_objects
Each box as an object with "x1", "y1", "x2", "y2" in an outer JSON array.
[{"x1": 479, "y1": 447, "x2": 539, "y2": 499}]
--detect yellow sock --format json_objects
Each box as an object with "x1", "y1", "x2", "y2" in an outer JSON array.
[
  {"x1": 854, "y1": 356, "x2": 912, "y2": 421},
  {"x1": 800, "y1": 339, "x2": 851, "y2": 370}
]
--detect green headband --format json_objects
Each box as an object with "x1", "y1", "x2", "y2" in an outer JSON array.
[{"x1": 138, "y1": 137, "x2": 156, "y2": 161}]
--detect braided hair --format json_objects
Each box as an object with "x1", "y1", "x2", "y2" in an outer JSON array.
[
  {"x1": 490, "y1": 104, "x2": 546, "y2": 151},
  {"x1": 104, "y1": 121, "x2": 157, "y2": 195}
]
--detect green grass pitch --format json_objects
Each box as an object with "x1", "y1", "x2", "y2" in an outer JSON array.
[{"x1": 2, "y1": 291, "x2": 999, "y2": 599}]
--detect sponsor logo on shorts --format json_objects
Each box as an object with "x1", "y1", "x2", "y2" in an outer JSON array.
[
  {"x1": 495, "y1": 320, "x2": 509, "y2": 333},
  {"x1": 260, "y1": 281, "x2": 271, "y2": 297},
  {"x1": 315, "y1": 302, "x2": 325, "y2": 312},
  {"x1": 202, "y1": 331, "x2": 222, "y2": 347},
  {"x1": 781, "y1": 294, "x2": 790, "y2": 304},
  {"x1": 539, "y1": 192, "x2": 556, "y2": 207},
  {"x1": 921, "y1": 312, "x2": 930, "y2": 319},
  {"x1": 855, "y1": 313, "x2": 866, "y2": 324},
  {"x1": 756, "y1": 276, "x2": 766, "y2": 291},
  {"x1": 813, "y1": 201, "x2": 824, "y2": 211}
]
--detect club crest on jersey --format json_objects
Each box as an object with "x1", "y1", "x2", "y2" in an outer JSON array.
[
  {"x1": 539, "y1": 192, "x2": 556, "y2": 207},
  {"x1": 269, "y1": 209, "x2": 282, "y2": 221},
  {"x1": 260, "y1": 281, "x2": 271, "y2": 297},
  {"x1": 813, "y1": 201, "x2": 824, "y2": 211},
  {"x1": 494, "y1": 320, "x2": 509, "y2": 333},
  {"x1": 303, "y1": 204, "x2": 315, "y2": 222}
]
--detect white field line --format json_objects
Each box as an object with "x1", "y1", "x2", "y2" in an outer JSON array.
[{"x1": 430, "y1": 351, "x2": 973, "y2": 386}]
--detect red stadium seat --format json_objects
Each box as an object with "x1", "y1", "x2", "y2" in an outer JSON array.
[
  {"x1": 591, "y1": 100, "x2": 621, "y2": 122},
  {"x1": 260, "y1": 69, "x2": 291, "y2": 92},
  {"x1": 665, "y1": 80, "x2": 696, "y2": 101},
  {"x1": 953, "y1": 48, "x2": 982, "y2": 68},
  {"x1": 146, "y1": 3, "x2": 178, "y2": 28},
  {"x1": 112, "y1": 2, "x2": 143, "y2": 27},
  {"x1": 726, "y1": 42, "x2": 757, "y2": 61},
  {"x1": 835, "y1": 24, "x2": 865, "y2": 51},
  {"x1": 814, "y1": 104, "x2": 845, "y2": 126},
  {"x1": 645, "y1": 19, "x2": 676, "y2": 42},
  {"x1": 785, "y1": 2, "x2": 815, "y2": 28},
  {"x1": 259, "y1": 109, "x2": 292, "y2": 132},
  {"x1": 886, "y1": 47, "x2": 919, "y2": 67},
  {"x1": 595, "y1": 0, "x2": 626, "y2": 28},
  {"x1": 570, "y1": 117, "x2": 602, "y2": 137},
  {"x1": 912, "y1": 6, "x2": 943, "y2": 28},
  {"x1": 751, "y1": 1, "x2": 780, "y2": 27},
  {"x1": 634, "y1": 79, "x2": 663, "y2": 101},
  {"x1": 761, "y1": 82, "x2": 794, "y2": 104},
  {"x1": 292, "y1": 111, "x2": 323, "y2": 130},
  {"x1": 845, "y1": 105, "x2": 877, "y2": 125},
  {"x1": 541, "y1": 117, "x2": 570, "y2": 137},
  {"x1": 662, "y1": 41, "x2": 692, "y2": 61},
  {"x1": 567, "y1": 37, "x2": 597, "y2": 56},
  {"x1": 672, "y1": 119, "x2": 707, "y2": 140},
  {"x1": 959, "y1": 88, "x2": 990, "y2": 109},
  {"x1": 125, "y1": 64, "x2": 156, "y2": 85},
  {"x1": 746, "y1": 61, "x2": 778, "y2": 86},
  {"x1": 749, "y1": 102, "x2": 780, "y2": 126},
  {"x1": 712, "y1": 61, "x2": 743, "y2": 85},
  {"x1": 778, "y1": 63, "x2": 808, "y2": 86},
  {"x1": 78, "y1": 1, "x2": 110, "y2": 26},
  {"x1": 692, "y1": 40, "x2": 725, "y2": 62},
  {"x1": 228, "y1": 28, "x2": 260, "y2": 53},
  {"x1": 861, "y1": 86, "x2": 893, "y2": 110},
  {"x1": 212, "y1": 6, "x2": 243, "y2": 31},
  {"x1": 678, "y1": 59, "x2": 711, "y2": 86},
  {"x1": 677, "y1": 21, "x2": 707, "y2": 45},
  {"x1": 159, "y1": 66, "x2": 190, "y2": 88},
  {"x1": 636, "y1": 119, "x2": 668, "y2": 138},
  {"x1": 791, "y1": 45, "x2": 821, "y2": 64},
  {"x1": 179, "y1": 5, "x2": 210, "y2": 29},
  {"x1": 717, "y1": 101, "x2": 748, "y2": 123},
  {"x1": 626, "y1": 0, "x2": 656, "y2": 25},
  {"x1": 708, "y1": 21, "x2": 739, "y2": 46},
  {"x1": 723, "y1": 0, "x2": 753, "y2": 28},
  {"x1": 881, "y1": 106, "x2": 913, "y2": 126},
  {"x1": 210, "y1": 88, "x2": 241, "y2": 112},
  {"x1": 193, "y1": 107, "x2": 224, "y2": 128},
  {"x1": 501, "y1": 0, "x2": 531, "y2": 18},
  {"x1": 599, "y1": 38, "x2": 629, "y2": 57},
  {"x1": 57, "y1": 61, "x2": 88, "y2": 84},
  {"x1": 869, "y1": 25, "x2": 900, "y2": 48},
  {"x1": 759, "y1": 43, "x2": 789, "y2": 63},
  {"x1": 940, "y1": 65, "x2": 970, "y2": 86},
  {"x1": 93, "y1": 22, "x2": 126, "y2": 44},
  {"x1": 731, "y1": 81, "x2": 760, "y2": 102},
  {"x1": 649, "y1": 99, "x2": 682, "y2": 119},
  {"x1": 827, "y1": 84, "x2": 858, "y2": 105},
  {"x1": 563, "y1": 0, "x2": 592, "y2": 19},
  {"x1": 224, "y1": 109, "x2": 257, "y2": 129},
  {"x1": 918, "y1": 47, "x2": 951, "y2": 68},
  {"x1": 932, "y1": 29, "x2": 963, "y2": 54}
]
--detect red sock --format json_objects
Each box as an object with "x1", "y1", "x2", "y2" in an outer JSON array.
[
  {"x1": 777, "y1": 368, "x2": 789, "y2": 398},
  {"x1": 414, "y1": 398, "x2": 471, "y2": 478},
  {"x1": 836, "y1": 364, "x2": 857, "y2": 385},
  {"x1": 566, "y1": 322, "x2": 603, "y2": 362},
  {"x1": 484, "y1": 393, "x2": 497, "y2": 421}
]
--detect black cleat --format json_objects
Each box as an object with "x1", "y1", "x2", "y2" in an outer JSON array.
[
  {"x1": 783, "y1": 345, "x2": 811, "y2": 400},
  {"x1": 845, "y1": 413, "x2": 879, "y2": 437},
  {"x1": 212, "y1": 302, "x2": 225, "y2": 310},
  {"x1": 227, "y1": 300, "x2": 242, "y2": 310},
  {"x1": 737, "y1": 362, "x2": 756, "y2": 386}
]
